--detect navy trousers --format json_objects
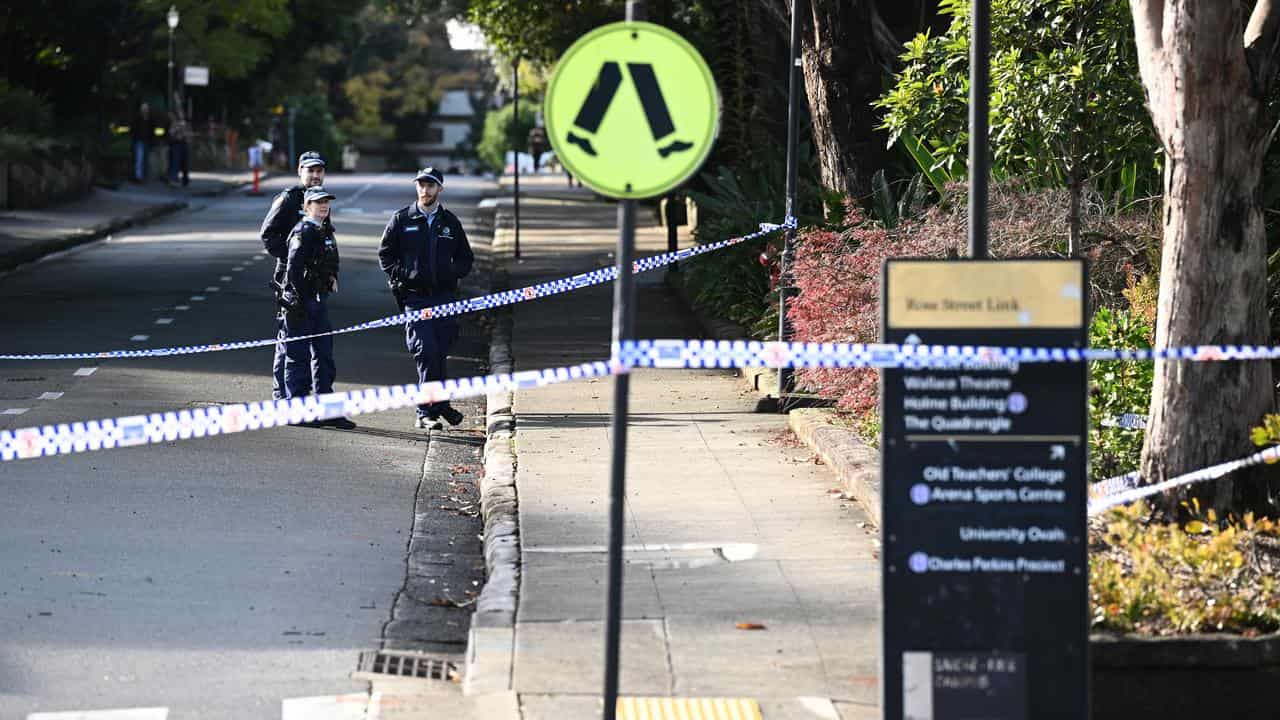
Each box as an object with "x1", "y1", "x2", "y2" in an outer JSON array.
[
  {"x1": 404, "y1": 292, "x2": 459, "y2": 418},
  {"x1": 282, "y1": 298, "x2": 335, "y2": 398}
]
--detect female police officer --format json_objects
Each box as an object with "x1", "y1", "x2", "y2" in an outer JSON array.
[{"x1": 281, "y1": 185, "x2": 357, "y2": 429}]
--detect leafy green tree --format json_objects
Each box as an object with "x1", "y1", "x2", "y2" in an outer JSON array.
[
  {"x1": 876, "y1": 0, "x2": 1159, "y2": 249},
  {"x1": 466, "y1": 0, "x2": 623, "y2": 64},
  {"x1": 476, "y1": 101, "x2": 536, "y2": 172}
]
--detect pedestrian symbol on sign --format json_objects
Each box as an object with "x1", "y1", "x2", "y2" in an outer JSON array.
[
  {"x1": 566, "y1": 62, "x2": 693, "y2": 159},
  {"x1": 545, "y1": 21, "x2": 720, "y2": 199}
]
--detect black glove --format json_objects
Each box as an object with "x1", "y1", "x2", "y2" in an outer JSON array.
[
  {"x1": 388, "y1": 276, "x2": 408, "y2": 310},
  {"x1": 279, "y1": 288, "x2": 300, "y2": 311}
]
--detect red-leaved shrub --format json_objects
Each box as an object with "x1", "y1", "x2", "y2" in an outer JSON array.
[
  {"x1": 786, "y1": 181, "x2": 1158, "y2": 418},
  {"x1": 787, "y1": 200, "x2": 962, "y2": 416}
]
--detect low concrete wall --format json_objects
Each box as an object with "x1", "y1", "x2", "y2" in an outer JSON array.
[
  {"x1": 6, "y1": 155, "x2": 95, "y2": 209},
  {"x1": 1092, "y1": 632, "x2": 1280, "y2": 717}
]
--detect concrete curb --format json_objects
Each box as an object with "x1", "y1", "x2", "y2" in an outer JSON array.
[
  {"x1": 787, "y1": 408, "x2": 882, "y2": 526},
  {"x1": 464, "y1": 219, "x2": 518, "y2": 696},
  {"x1": 0, "y1": 199, "x2": 187, "y2": 274}
]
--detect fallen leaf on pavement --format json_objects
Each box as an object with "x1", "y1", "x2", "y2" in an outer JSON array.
[{"x1": 735, "y1": 622, "x2": 767, "y2": 630}]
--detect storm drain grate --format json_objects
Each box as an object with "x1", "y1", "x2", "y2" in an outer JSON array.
[{"x1": 356, "y1": 650, "x2": 461, "y2": 682}]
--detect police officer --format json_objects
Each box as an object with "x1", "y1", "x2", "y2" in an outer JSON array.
[
  {"x1": 378, "y1": 167, "x2": 474, "y2": 430},
  {"x1": 281, "y1": 186, "x2": 357, "y2": 430},
  {"x1": 260, "y1": 150, "x2": 329, "y2": 400}
]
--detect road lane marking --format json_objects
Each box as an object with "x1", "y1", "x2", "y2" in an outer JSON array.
[
  {"x1": 38, "y1": 392, "x2": 64, "y2": 400},
  {"x1": 130, "y1": 335, "x2": 150, "y2": 342},
  {"x1": 174, "y1": 305, "x2": 190, "y2": 311},
  {"x1": 220, "y1": 276, "x2": 232, "y2": 281},
  {"x1": 27, "y1": 708, "x2": 169, "y2": 720},
  {"x1": 154, "y1": 318, "x2": 173, "y2": 325},
  {"x1": 281, "y1": 694, "x2": 369, "y2": 720},
  {"x1": 204, "y1": 286, "x2": 220, "y2": 292},
  {"x1": 74, "y1": 367, "x2": 97, "y2": 376},
  {"x1": 190, "y1": 295, "x2": 206, "y2": 301},
  {"x1": 232, "y1": 266, "x2": 244, "y2": 271},
  {"x1": 2, "y1": 408, "x2": 29, "y2": 415}
]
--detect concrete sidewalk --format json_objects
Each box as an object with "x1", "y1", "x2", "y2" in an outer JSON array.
[
  {"x1": 472, "y1": 190, "x2": 882, "y2": 719},
  {"x1": 0, "y1": 170, "x2": 255, "y2": 273}
]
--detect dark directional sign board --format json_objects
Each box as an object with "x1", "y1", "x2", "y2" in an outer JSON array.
[{"x1": 881, "y1": 259, "x2": 1088, "y2": 720}]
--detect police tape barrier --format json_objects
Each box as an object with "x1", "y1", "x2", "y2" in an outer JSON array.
[
  {"x1": 0, "y1": 360, "x2": 619, "y2": 462},
  {"x1": 1100, "y1": 413, "x2": 1148, "y2": 430},
  {"x1": 2, "y1": 334, "x2": 1274, "y2": 519},
  {"x1": 1087, "y1": 445, "x2": 1280, "y2": 515},
  {"x1": 0, "y1": 220, "x2": 795, "y2": 362},
  {"x1": 612, "y1": 338, "x2": 1280, "y2": 369}
]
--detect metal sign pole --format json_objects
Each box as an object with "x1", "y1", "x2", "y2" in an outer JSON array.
[
  {"x1": 776, "y1": 0, "x2": 803, "y2": 407},
  {"x1": 514, "y1": 58, "x2": 522, "y2": 260},
  {"x1": 603, "y1": 11, "x2": 642, "y2": 720},
  {"x1": 969, "y1": 0, "x2": 990, "y2": 259}
]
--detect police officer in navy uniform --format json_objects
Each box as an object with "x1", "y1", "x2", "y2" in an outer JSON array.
[
  {"x1": 378, "y1": 167, "x2": 474, "y2": 430},
  {"x1": 260, "y1": 150, "x2": 329, "y2": 400},
  {"x1": 281, "y1": 186, "x2": 357, "y2": 430}
]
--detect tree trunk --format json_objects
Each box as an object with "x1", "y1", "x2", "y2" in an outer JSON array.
[
  {"x1": 785, "y1": 0, "x2": 941, "y2": 200},
  {"x1": 1131, "y1": 0, "x2": 1279, "y2": 513}
]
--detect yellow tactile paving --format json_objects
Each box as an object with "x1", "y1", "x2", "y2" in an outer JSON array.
[{"x1": 616, "y1": 696, "x2": 763, "y2": 720}]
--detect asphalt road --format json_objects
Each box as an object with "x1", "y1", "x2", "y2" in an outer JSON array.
[{"x1": 0, "y1": 173, "x2": 495, "y2": 719}]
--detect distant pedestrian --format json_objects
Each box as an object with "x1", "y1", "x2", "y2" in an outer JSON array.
[
  {"x1": 260, "y1": 151, "x2": 329, "y2": 400},
  {"x1": 130, "y1": 101, "x2": 154, "y2": 182},
  {"x1": 167, "y1": 93, "x2": 191, "y2": 187},
  {"x1": 280, "y1": 186, "x2": 356, "y2": 430},
  {"x1": 378, "y1": 167, "x2": 474, "y2": 430}
]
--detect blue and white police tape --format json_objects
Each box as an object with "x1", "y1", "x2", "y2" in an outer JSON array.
[
  {"x1": 1087, "y1": 445, "x2": 1280, "y2": 515},
  {"x1": 612, "y1": 339, "x2": 1280, "y2": 370},
  {"x1": 0, "y1": 360, "x2": 618, "y2": 461},
  {"x1": 1088, "y1": 471, "x2": 1142, "y2": 501},
  {"x1": 0, "y1": 218, "x2": 796, "y2": 362},
  {"x1": 1100, "y1": 413, "x2": 1148, "y2": 430}
]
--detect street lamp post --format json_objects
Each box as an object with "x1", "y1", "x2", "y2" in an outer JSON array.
[{"x1": 166, "y1": 5, "x2": 180, "y2": 115}]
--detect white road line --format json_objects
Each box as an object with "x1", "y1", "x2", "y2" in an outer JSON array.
[
  {"x1": 205, "y1": 286, "x2": 220, "y2": 292},
  {"x1": 174, "y1": 305, "x2": 190, "y2": 311},
  {"x1": 232, "y1": 266, "x2": 245, "y2": 271},
  {"x1": 3, "y1": 408, "x2": 30, "y2": 415},
  {"x1": 74, "y1": 367, "x2": 97, "y2": 377},
  {"x1": 130, "y1": 335, "x2": 150, "y2": 342},
  {"x1": 190, "y1": 295, "x2": 206, "y2": 301},
  {"x1": 154, "y1": 318, "x2": 173, "y2": 325},
  {"x1": 219, "y1": 275, "x2": 232, "y2": 281},
  {"x1": 38, "y1": 392, "x2": 64, "y2": 400},
  {"x1": 281, "y1": 694, "x2": 369, "y2": 720},
  {"x1": 28, "y1": 708, "x2": 169, "y2": 720},
  {"x1": 335, "y1": 174, "x2": 388, "y2": 208}
]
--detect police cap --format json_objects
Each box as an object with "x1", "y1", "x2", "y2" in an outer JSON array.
[
  {"x1": 303, "y1": 186, "x2": 336, "y2": 203},
  {"x1": 414, "y1": 166, "x2": 444, "y2": 186},
  {"x1": 298, "y1": 151, "x2": 326, "y2": 168}
]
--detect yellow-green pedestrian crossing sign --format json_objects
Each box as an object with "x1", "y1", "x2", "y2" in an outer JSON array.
[{"x1": 545, "y1": 21, "x2": 721, "y2": 199}]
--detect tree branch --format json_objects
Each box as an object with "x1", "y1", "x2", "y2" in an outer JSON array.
[{"x1": 1246, "y1": 0, "x2": 1280, "y2": 92}]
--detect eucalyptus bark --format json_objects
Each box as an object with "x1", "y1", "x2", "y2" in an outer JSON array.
[
  {"x1": 770, "y1": 0, "x2": 941, "y2": 200},
  {"x1": 1130, "y1": 0, "x2": 1280, "y2": 512}
]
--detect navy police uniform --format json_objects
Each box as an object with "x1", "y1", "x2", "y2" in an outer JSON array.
[
  {"x1": 260, "y1": 151, "x2": 329, "y2": 399},
  {"x1": 378, "y1": 168, "x2": 474, "y2": 423},
  {"x1": 281, "y1": 188, "x2": 341, "y2": 399}
]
